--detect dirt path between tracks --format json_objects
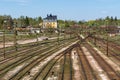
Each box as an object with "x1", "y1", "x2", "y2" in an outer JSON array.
[
  {"x1": 72, "y1": 49, "x2": 81, "y2": 80},
  {"x1": 88, "y1": 42, "x2": 120, "y2": 75},
  {"x1": 82, "y1": 46, "x2": 110, "y2": 80},
  {"x1": 0, "y1": 36, "x2": 58, "y2": 48}
]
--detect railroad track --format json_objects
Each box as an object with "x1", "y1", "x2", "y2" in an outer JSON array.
[
  {"x1": 4, "y1": 34, "x2": 120, "y2": 80},
  {"x1": 76, "y1": 45, "x2": 97, "y2": 80},
  {"x1": 10, "y1": 46, "x2": 61, "y2": 80},
  {"x1": 0, "y1": 38, "x2": 76, "y2": 80},
  {"x1": 9, "y1": 40, "x2": 75, "y2": 80},
  {"x1": 95, "y1": 39, "x2": 120, "y2": 62},
  {"x1": 0, "y1": 43, "x2": 52, "y2": 63},
  {"x1": 33, "y1": 50, "x2": 64, "y2": 80},
  {"x1": 63, "y1": 53, "x2": 71, "y2": 80},
  {"x1": 91, "y1": 36, "x2": 120, "y2": 55},
  {"x1": 59, "y1": 50, "x2": 73, "y2": 80},
  {"x1": 0, "y1": 43, "x2": 58, "y2": 78},
  {"x1": 84, "y1": 42, "x2": 120, "y2": 80},
  {"x1": 0, "y1": 40, "x2": 63, "y2": 67},
  {"x1": 0, "y1": 38, "x2": 75, "y2": 64},
  {"x1": 88, "y1": 37, "x2": 120, "y2": 65},
  {"x1": 0, "y1": 39, "x2": 62, "y2": 60},
  {"x1": 61, "y1": 52, "x2": 66, "y2": 80}
]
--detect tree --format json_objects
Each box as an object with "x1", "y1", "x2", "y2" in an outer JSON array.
[
  {"x1": 65, "y1": 20, "x2": 70, "y2": 28},
  {"x1": 58, "y1": 20, "x2": 65, "y2": 28},
  {"x1": 71, "y1": 21, "x2": 76, "y2": 25},
  {"x1": 114, "y1": 16, "x2": 117, "y2": 21},
  {"x1": 0, "y1": 16, "x2": 4, "y2": 29},
  {"x1": 38, "y1": 16, "x2": 42, "y2": 23},
  {"x1": 24, "y1": 16, "x2": 30, "y2": 26},
  {"x1": 105, "y1": 16, "x2": 110, "y2": 21},
  {"x1": 110, "y1": 16, "x2": 114, "y2": 22},
  {"x1": 114, "y1": 16, "x2": 118, "y2": 25},
  {"x1": 105, "y1": 16, "x2": 111, "y2": 26}
]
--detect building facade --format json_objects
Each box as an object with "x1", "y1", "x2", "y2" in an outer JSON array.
[{"x1": 43, "y1": 14, "x2": 57, "y2": 28}]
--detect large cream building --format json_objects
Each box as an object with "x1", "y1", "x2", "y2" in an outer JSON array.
[{"x1": 43, "y1": 14, "x2": 57, "y2": 28}]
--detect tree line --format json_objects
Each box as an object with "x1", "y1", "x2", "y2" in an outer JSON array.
[
  {"x1": 86, "y1": 16, "x2": 120, "y2": 27},
  {"x1": 58, "y1": 16, "x2": 120, "y2": 29},
  {"x1": 0, "y1": 15, "x2": 120, "y2": 30},
  {"x1": 0, "y1": 15, "x2": 42, "y2": 29}
]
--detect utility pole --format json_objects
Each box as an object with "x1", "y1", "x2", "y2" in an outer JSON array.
[
  {"x1": 3, "y1": 20, "x2": 7, "y2": 58},
  {"x1": 106, "y1": 20, "x2": 109, "y2": 56},
  {"x1": 57, "y1": 29, "x2": 60, "y2": 45},
  {"x1": 94, "y1": 32, "x2": 96, "y2": 46},
  {"x1": 106, "y1": 35, "x2": 109, "y2": 56},
  {"x1": 64, "y1": 27, "x2": 66, "y2": 40},
  {"x1": 14, "y1": 22, "x2": 18, "y2": 51},
  {"x1": 35, "y1": 30, "x2": 38, "y2": 44}
]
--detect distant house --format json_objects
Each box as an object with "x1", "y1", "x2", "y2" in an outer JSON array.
[{"x1": 43, "y1": 14, "x2": 57, "y2": 28}]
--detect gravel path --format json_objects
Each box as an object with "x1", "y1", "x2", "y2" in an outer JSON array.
[
  {"x1": 82, "y1": 47, "x2": 110, "y2": 80},
  {"x1": 2, "y1": 63, "x2": 26, "y2": 80},
  {"x1": 0, "y1": 36, "x2": 58, "y2": 48},
  {"x1": 72, "y1": 50, "x2": 81, "y2": 80}
]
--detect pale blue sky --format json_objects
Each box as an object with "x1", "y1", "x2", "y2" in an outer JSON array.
[{"x1": 0, "y1": 0, "x2": 120, "y2": 20}]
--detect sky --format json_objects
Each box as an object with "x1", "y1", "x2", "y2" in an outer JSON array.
[{"x1": 0, "y1": 0, "x2": 120, "y2": 21}]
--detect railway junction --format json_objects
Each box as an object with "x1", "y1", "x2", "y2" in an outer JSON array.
[{"x1": 0, "y1": 32, "x2": 120, "y2": 80}]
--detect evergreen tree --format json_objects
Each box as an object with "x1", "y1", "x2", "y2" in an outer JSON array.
[
  {"x1": 25, "y1": 16, "x2": 30, "y2": 26},
  {"x1": 110, "y1": 16, "x2": 114, "y2": 25},
  {"x1": 110, "y1": 16, "x2": 113, "y2": 22},
  {"x1": 114, "y1": 16, "x2": 118, "y2": 25},
  {"x1": 115, "y1": 16, "x2": 117, "y2": 21}
]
